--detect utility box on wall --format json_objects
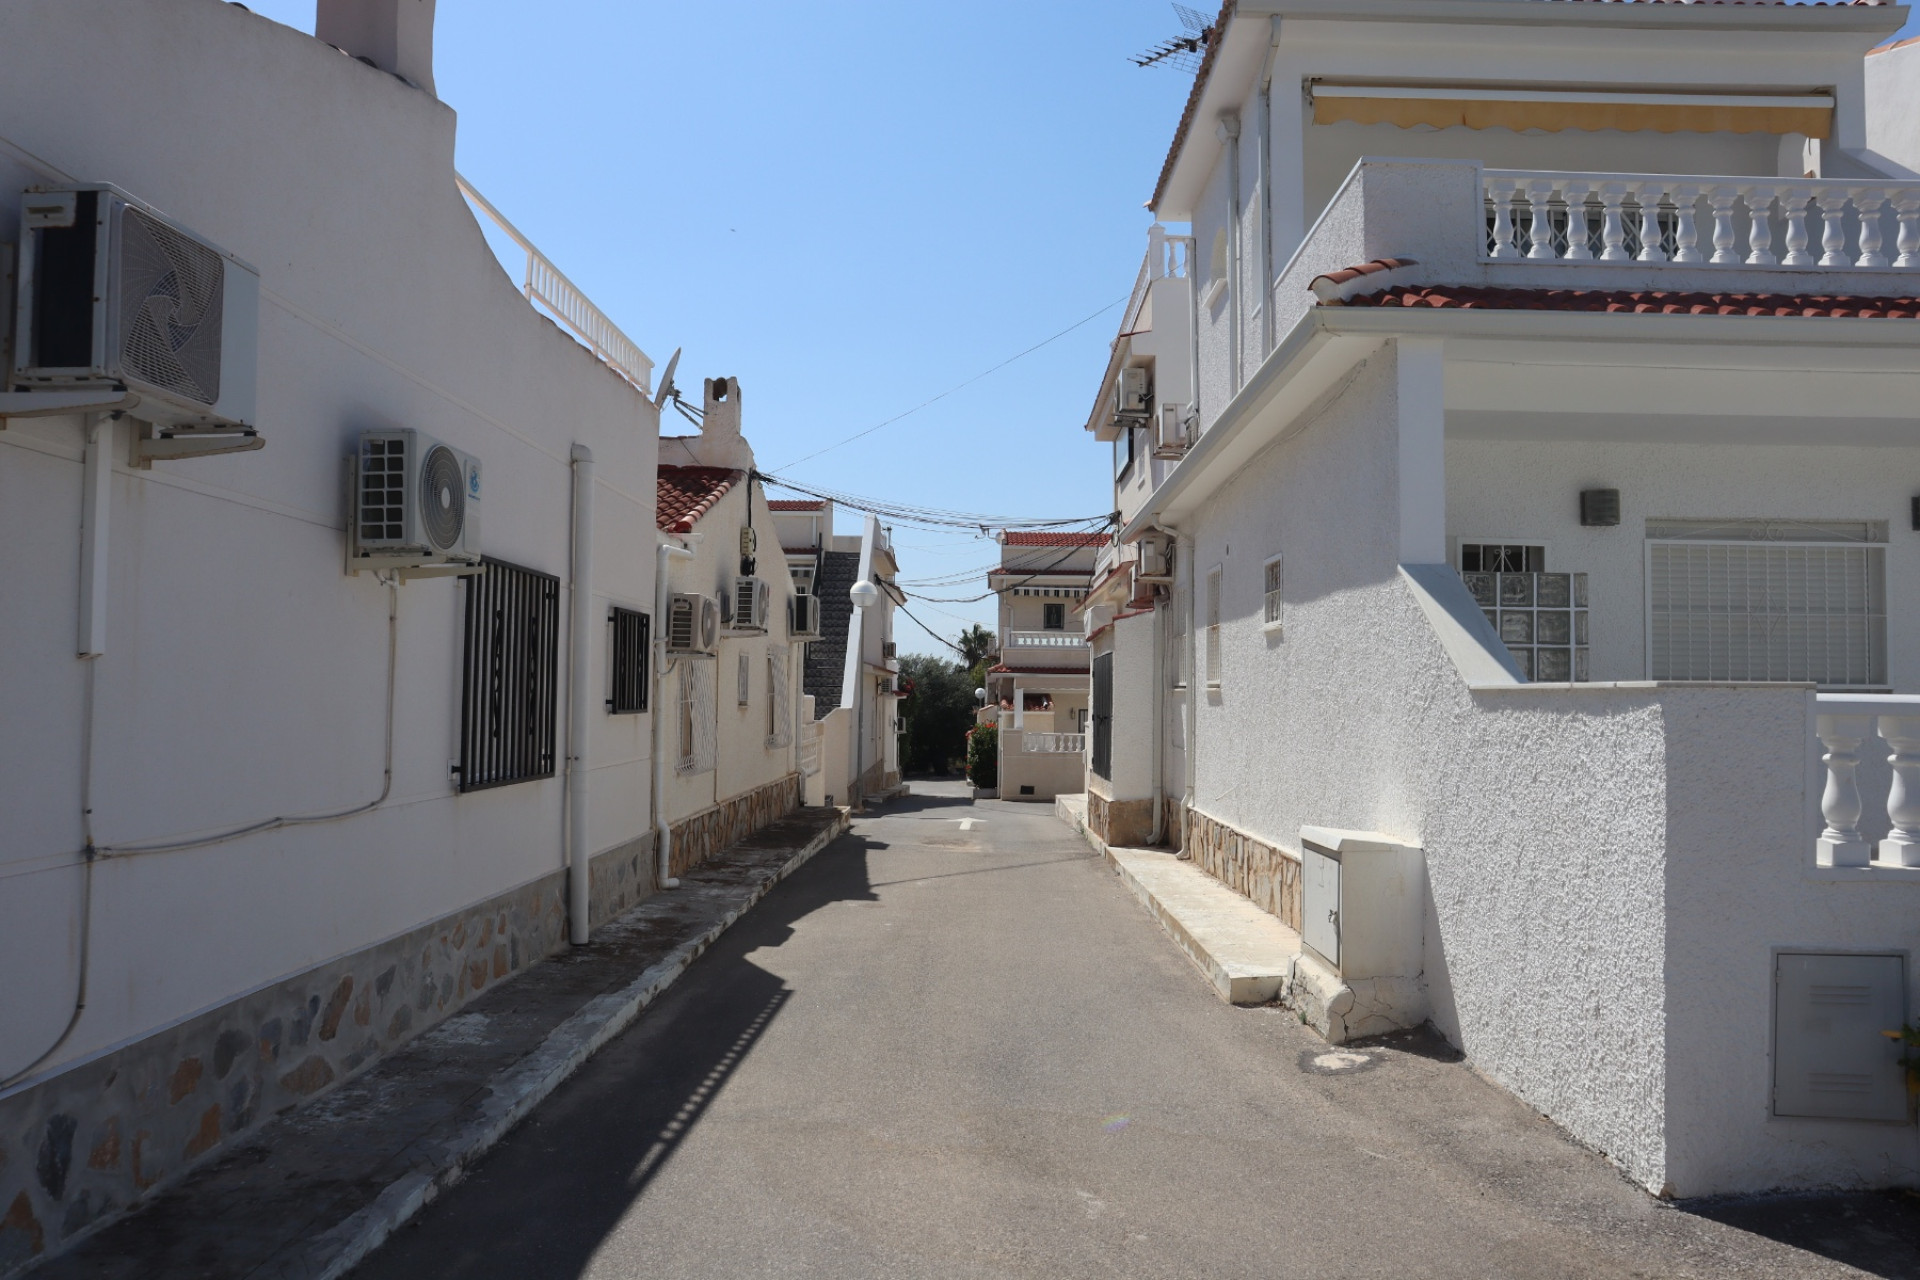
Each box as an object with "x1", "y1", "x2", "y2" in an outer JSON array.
[
  {"x1": 1289, "y1": 828, "x2": 1428, "y2": 1044},
  {"x1": 1772, "y1": 952, "x2": 1910, "y2": 1123}
]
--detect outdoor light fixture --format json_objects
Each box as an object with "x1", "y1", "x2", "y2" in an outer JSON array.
[
  {"x1": 850, "y1": 579, "x2": 879, "y2": 609},
  {"x1": 1580, "y1": 489, "x2": 1621, "y2": 527}
]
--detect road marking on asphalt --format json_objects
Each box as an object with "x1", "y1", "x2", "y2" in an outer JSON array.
[{"x1": 957, "y1": 818, "x2": 985, "y2": 831}]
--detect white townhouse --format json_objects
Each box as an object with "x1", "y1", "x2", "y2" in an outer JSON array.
[
  {"x1": 769, "y1": 497, "x2": 904, "y2": 810},
  {"x1": 0, "y1": 0, "x2": 722, "y2": 1266},
  {"x1": 1083, "y1": 0, "x2": 1920, "y2": 1199},
  {"x1": 986, "y1": 531, "x2": 1104, "y2": 802}
]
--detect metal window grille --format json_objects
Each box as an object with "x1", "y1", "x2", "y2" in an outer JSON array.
[
  {"x1": 737, "y1": 651, "x2": 752, "y2": 706},
  {"x1": 677, "y1": 660, "x2": 717, "y2": 775},
  {"x1": 1091, "y1": 652, "x2": 1113, "y2": 780},
  {"x1": 608, "y1": 607, "x2": 649, "y2": 714},
  {"x1": 1043, "y1": 602, "x2": 1066, "y2": 631},
  {"x1": 1648, "y1": 541, "x2": 1886, "y2": 686},
  {"x1": 1459, "y1": 543, "x2": 1544, "y2": 574},
  {"x1": 1205, "y1": 566, "x2": 1222, "y2": 688},
  {"x1": 1263, "y1": 555, "x2": 1283, "y2": 627},
  {"x1": 767, "y1": 643, "x2": 792, "y2": 748},
  {"x1": 458, "y1": 558, "x2": 560, "y2": 791},
  {"x1": 1169, "y1": 585, "x2": 1189, "y2": 688}
]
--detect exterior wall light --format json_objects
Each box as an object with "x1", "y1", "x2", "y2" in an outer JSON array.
[
  {"x1": 850, "y1": 579, "x2": 879, "y2": 609},
  {"x1": 1580, "y1": 489, "x2": 1621, "y2": 527}
]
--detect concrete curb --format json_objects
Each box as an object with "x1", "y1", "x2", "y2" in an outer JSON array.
[{"x1": 294, "y1": 813, "x2": 849, "y2": 1280}]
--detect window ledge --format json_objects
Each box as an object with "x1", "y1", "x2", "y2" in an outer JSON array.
[{"x1": 1261, "y1": 620, "x2": 1285, "y2": 635}]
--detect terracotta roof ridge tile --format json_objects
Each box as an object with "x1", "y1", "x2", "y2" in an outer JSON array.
[{"x1": 1336, "y1": 283, "x2": 1920, "y2": 318}]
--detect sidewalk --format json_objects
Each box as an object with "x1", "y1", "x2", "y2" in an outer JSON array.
[{"x1": 30, "y1": 807, "x2": 849, "y2": 1280}]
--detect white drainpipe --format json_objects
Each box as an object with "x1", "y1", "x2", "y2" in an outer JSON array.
[
  {"x1": 652, "y1": 538, "x2": 695, "y2": 889},
  {"x1": 1150, "y1": 581, "x2": 1166, "y2": 846},
  {"x1": 566, "y1": 444, "x2": 595, "y2": 945},
  {"x1": 1220, "y1": 113, "x2": 1242, "y2": 394}
]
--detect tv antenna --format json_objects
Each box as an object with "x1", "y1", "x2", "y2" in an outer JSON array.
[{"x1": 1131, "y1": 4, "x2": 1214, "y2": 75}]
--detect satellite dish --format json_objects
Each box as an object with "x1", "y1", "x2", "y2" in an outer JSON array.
[{"x1": 651, "y1": 347, "x2": 682, "y2": 410}]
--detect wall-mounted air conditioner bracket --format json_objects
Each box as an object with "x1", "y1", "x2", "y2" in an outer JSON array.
[
  {"x1": 396, "y1": 563, "x2": 485, "y2": 580},
  {"x1": 0, "y1": 388, "x2": 140, "y2": 424},
  {"x1": 130, "y1": 422, "x2": 263, "y2": 467}
]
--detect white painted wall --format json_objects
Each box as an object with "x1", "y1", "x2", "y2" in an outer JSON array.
[
  {"x1": 1865, "y1": 40, "x2": 1920, "y2": 176},
  {"x1": 658, "y1": 477, "x2": 800, "y2": 825},
  {"x1": 0, "y1": 0, "x2": 660, "y2": 1081}
]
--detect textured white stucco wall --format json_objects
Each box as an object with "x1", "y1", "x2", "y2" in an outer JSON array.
[
  {"x1": 1445, "y1": 436, "x2": 1920, "y2": 690},
  {"x1": 0, "y1": 0, "x2": 660, "y2": 1080}
]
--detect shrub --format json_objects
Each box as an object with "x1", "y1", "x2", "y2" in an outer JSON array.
[{"x1": 966, "y1": 722, "x2": 998, "y2": 790}]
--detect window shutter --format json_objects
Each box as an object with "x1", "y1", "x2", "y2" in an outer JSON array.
[{"x1": 767, "y1": 643, "x2": 792, "y2": 748}]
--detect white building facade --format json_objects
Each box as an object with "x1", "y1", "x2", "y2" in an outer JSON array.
[
  {"x1": 987, "y1": 532, "x2": 1102, "y2": 803},
  {"x1": 1086, "y1": 0, "x2": 1920, "y2": 1198},
  {"x1": 0, "y1": 0, "x2": 695, "y2": 1264}
]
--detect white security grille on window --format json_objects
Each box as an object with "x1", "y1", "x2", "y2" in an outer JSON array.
[
  {"x1": 678, "y1": 660, "x2": 717, "y2": 774},
  {"x1": 738, "y1": 651, "x2": 751, "y2": 706},
  {"x1": 766, "y1": 643, "x2": 792, "y2": 748},
  {"x1": 1263, "y1": 555, "x2": 1283, "y2": 630},
  {"x1": 1205, "y1": 566, "x2": 1222, "y2": 688},
  {"x1": 1648, "y1": 523, "x2": 1886, "y2": 686},
  {"x1": 1170, "y1": 585, "x2": 1189, "y2": 688}
]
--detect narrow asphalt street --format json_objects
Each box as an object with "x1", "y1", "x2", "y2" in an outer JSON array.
[{"x1": 352, "y1": 782, "x2": 1917, "y2": 1280}]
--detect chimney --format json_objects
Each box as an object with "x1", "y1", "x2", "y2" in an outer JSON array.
[
  {"x1": 672, "y1": 377, "x2": 753, "y2": 471},
  {"x1": 315, "y1": 0, "x2": 437, "y2": 94}
]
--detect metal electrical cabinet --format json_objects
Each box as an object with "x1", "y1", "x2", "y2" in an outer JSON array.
[
  {"x1": 1299, "y1": 827, "x2": 1425, "y2": 981},
  {"x1": 1772, "y1": 952, "x2": 1910, "y2": 1123}
]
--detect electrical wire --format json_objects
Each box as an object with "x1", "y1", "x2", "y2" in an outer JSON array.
[
  {"x1": 769, "y1": 293, "x2": 1128, "y2": 473},
  {"x1": 755, "y1": 472, "x2": 1113, "y2": 536}
]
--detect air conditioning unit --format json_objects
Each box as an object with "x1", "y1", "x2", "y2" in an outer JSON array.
[
  {"x1": 666, "y1": 592, "x2": 720, "y2": 654},
  {"x1": 349, "y1": 429, "x2": 482, "y2": 573},
  {"x1": 1137, "y1": 535, "x2": 1172, "y2": 580},
  {"x1": 1110, "y1": 365, "x2": 1150, "y2": 423},
  {"x1": 1154, "y1": 401, "x2": 1188, "y2": 457},
  {"x1": 6, "y1": 185, "x2": 260, "y2": 456},
  {"x1": 789, "y1": 593, "x2": 821, "y2": 638},
  {"x1": 732, "y1": 576, "x2": 771, "y2": 630}
]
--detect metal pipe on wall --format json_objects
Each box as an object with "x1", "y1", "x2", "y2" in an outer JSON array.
[
  {"x1": 1220, "y1": 114, "x2": 1243, "y2": 394},
  {"x1": 652, "y1": 539, "x2": 694, "y2": 891},
  {"x1": 566, "y1": 444, "x2": 595, "y2": 945}
]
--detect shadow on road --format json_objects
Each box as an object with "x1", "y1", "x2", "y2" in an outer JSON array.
[
  {"x1": 1680, "y1": 1190, "x2": 1920, "y2": 1280},
  {"x1": 351, "y1": 831, "x2": 891, "y2": 1280}
]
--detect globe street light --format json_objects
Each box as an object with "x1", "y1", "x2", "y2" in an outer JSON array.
[{"x1": 850, "y1": 579, "x2": 879, "y2": 609}]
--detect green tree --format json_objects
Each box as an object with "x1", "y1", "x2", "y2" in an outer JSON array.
[
  {"x1": 957, "y1": 624, "x2": 995, "y2": 670},
  {"x1": 966, "y1": 722, "x2": 998, "y2": 791},
  {"x1": 898, "y1": 654, "x2": 977, "y2": 775}
]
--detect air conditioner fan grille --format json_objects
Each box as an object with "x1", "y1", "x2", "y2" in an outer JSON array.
[
  {"x1": 117, "y1": 206, "x2": 224, "y2": 405},
  {"x1": 419, "y1": 445, "x2": 466, "y2": 550}
]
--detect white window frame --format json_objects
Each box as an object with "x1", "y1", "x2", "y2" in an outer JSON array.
[
  {"x1": 1454, "y1": 538, "x2": 1548, "y2": 574},
  {"x1": 1205, "y1": 564, "x2": 1223, "y2": 690},
  {"x1": 1644, "y1": 533, "x2": 1888, "y2": 688},
  {"x1": 1261, "y1": 554, "x2": 1284, "y2": 633}
]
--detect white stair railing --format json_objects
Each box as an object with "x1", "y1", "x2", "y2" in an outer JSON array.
[
  {"x1": 1006, "y1": 630, "x2": 1089, "y2": 649},
  {"x1": 457, "y1": 174, "x2": 655, "y2": 393},
  {"x1": 1023, "y1": 732, "x2": 1086, "y2": 754},
  {"x1": 1483, "y1": 171, "x2": 1920, "y2": 271}
]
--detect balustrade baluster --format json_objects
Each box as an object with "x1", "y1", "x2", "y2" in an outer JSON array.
[
  {"x1": 1744, "y1": 188, "x2": 1778, "y2": 266},
  {"x1": 1854, "y1": 190, "x2": 1889, "y2": 268},
  {"x1": 1895, "y1": 197, "x2": 1920, "y2": 269},
  {"x1": 1634, "y1": 186, "x2": 1667, "y2": 263},
  {"x1": 1817, "y1": 194, "x2": 1851, "y2": 267},
  {"x1": 1707, "y1": 191, "x2": 1741, "y2": 265},
  {"x1": 1563, "y1": 185, "x2": 1594, "y2": 261},
  {"x1": 1816, "y1": 712, "x2": 1874, "y2": 867},
  {"x1": 1599, "y1": 185, "x2": 1631, "y2": 262},
  {"x1": 1670, "y1": 188, "x2": 1702, "y2": 264},
  {"x1": 1780, "y1": 189, "x2": 1814, "y2": 267},
  {"x1": 1488, "y1": 183, "x2": 1521, "y2": 259},
  {"x1": 1877, "y1": 715, "x2": 1920, "y2": 867},
  {"x1": 1527, "y1": 181, "x2": 1558, "y2": 260}
]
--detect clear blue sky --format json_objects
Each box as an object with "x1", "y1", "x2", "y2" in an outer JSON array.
[{"x1": 243, "y1": 1, "x2": 1919, "y2": 658}]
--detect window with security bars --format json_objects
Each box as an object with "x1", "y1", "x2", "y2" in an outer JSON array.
[
  {"x1": 1169, "y1": 585, "x2": 1189, "y2": 688},
  {"x1": 608, "y1": 607, "x2": 649, "y2": 714},
  {"x1": 677, "y1": 660, "x2": 717, "y2": 774},
  {"x1": 1648, "y1": 532, "x2": 1886, "y2": 687},
  {"x1": 1459, "y1": 542, "x2": 1544, "y2": 574},
  {"x1": 458, "y1": 559, "x2": 560, "y2": 791},
  {"x1": 1205, "y1": 566, "x2": 1222, "y2": 688},
  {"x1": 767, "y1": 643, "x2": 792, "y2": 748},
  {"x1": 1263, "y1": 555, "x2": 1283, "y2": 629}
]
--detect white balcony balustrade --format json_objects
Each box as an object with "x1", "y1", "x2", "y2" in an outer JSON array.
[
  {"x1": 1483, "y1": 171, "x2": 1920, "y2": 272},
  {"x1": 1814, "y1": 695, "x2": 1920, "y2": 869},
  {"x1": 1005, "y1": 630, "x2": 1088, "y2": 650},
  {"x1": 1023, "y1": 732, "x2": 1086, "y2": 754}
]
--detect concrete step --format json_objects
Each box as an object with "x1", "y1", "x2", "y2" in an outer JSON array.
[{"x1": 1107, "y1": 848, "x2": 1301, "y2": 1005}]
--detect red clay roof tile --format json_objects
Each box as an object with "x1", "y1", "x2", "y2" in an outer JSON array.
[
  {"x1": 656, "y1": 466, "x2": 743, "y2": 533},
  {"x1": 768, "y1": 499, "x2": 824, "y2": 511},
  {"x1": 1002, "y1": 531, "x2": 1110, "y2": 547},
  {"x1": 1340, "y1": 285, "x2": 1920, "y2": 318}
]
